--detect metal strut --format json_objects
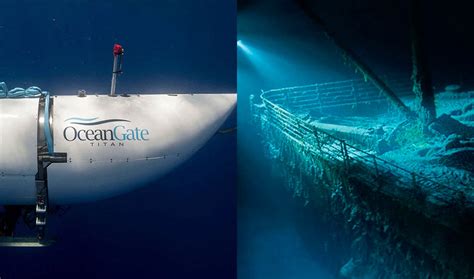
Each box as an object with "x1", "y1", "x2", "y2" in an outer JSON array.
[{"x1": 36, "y1": 95, "x2": 67, "y2": 241}]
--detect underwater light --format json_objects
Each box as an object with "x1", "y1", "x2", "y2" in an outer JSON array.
[{"x1": 237, "y1": 40, "x2": 252, "y2": 55}]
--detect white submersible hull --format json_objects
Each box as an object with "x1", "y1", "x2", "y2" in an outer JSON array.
[{"x1": 0, "y1": 93, "x2": 236, "y2": 205}]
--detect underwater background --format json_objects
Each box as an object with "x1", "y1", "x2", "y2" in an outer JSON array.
[
  {"x1": 0, "y1": 1, "x2": 236, "y2": 278},
  {"x1": 238, "y1": 0, "x2": 474, "y2": 278}
]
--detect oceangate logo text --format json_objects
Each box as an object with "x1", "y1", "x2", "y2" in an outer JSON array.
[{"x1": 63, "y1": 117, "x2": 150, "y2": 147}]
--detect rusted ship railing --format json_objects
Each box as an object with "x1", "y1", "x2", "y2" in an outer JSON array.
[
  {"x1": 263, "y1": 78, "x2": 413, "y2": 113},
  {"x1": 254, "y1": 79, "x2": 472, "y2": 224}
]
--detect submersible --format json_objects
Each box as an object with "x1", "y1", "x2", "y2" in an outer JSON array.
[{"x1": 0, "y1": 44, "x2": 236, "y2": 243}]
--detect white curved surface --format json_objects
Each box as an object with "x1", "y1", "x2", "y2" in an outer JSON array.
[
  {"x1": 0, "y1": 99, "x2": 39, "y2": 204},
  {"x1": 0, "y1": 99, "x2": 38, "y2": 176},
  {"x1": 0, "y1": 93, "x2": 236, "y2": 204}
]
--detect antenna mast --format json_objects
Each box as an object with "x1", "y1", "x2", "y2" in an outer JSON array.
[{"x1": 110, "y1": 44, "x2": 124, "y2": 96}]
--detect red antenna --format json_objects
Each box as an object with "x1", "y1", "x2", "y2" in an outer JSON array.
[
  {"x1": 113, "y1": 44, "x2": 124, "y2": 56},
  {"x1": 110, "y1": 44, "x2": 124, "y2": 96}
]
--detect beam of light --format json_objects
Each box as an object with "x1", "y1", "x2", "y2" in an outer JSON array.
[
  {"x1": 237, "y1": 40, "x2": 253, "y2": 55},
  {"x1": 237, "y1": 35, "x2": 348, "y2": 90}
]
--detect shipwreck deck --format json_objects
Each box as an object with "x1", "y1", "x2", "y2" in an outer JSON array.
[{"x1": 251, "y1": 78, "x2": 473, "y2": 232}]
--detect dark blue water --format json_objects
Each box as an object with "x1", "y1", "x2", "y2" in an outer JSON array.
[
  {"x1": 0, "y1": 1, "x2": 236, "y2": 278},
  {"x1": 238, "y1": 125, "x2": 336, "y2": 278},
  {"x1": 0, "y1": 0, "x2": 235, "y2": 93}
]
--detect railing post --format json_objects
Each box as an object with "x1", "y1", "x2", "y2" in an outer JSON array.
[
  {"x1": 340, "y1": 140, "x2": 346, "y2": 161},
  {"x1": 343, "y1": 140, "x2": 349, "y2": 162},
  {"x1": 340, "y1": 140, "x2": 349, "y2": 170},
  {"x1": 346, "y1": 142, "x2": 350, "y2": 169},
  {"x1": 313, "y1": 128, "x2": 323, "y2": 154}
]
